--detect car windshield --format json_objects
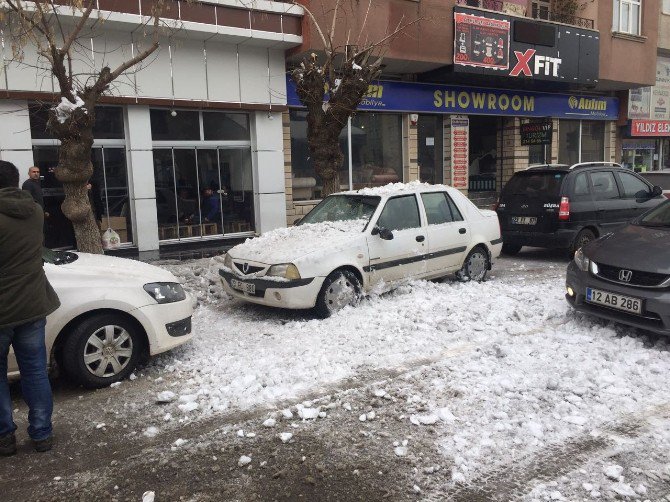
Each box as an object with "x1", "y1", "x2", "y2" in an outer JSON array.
[
  {"x1": 504, "y1": 172, "x2": 566, "y2": 198},
  {"x1": 43, "y1": 247, "x2": 79, "y2": 265},
  {"x1": 299, "y1": 194, "x2": 381, "y2": 228},
  {"x1": 636, "y1": 200, "x2": 670, "y2": 228}
]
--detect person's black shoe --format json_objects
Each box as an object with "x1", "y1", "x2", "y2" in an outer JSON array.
[
  {"x1": 0, "y1": 433, "x2": 17, "y2": 456},
  {"x1": 32, "y1": 436, "x2": 52, "y2": 453}
]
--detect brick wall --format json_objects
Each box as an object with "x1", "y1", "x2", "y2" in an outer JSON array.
[{"x1": 404, "y1": 115, "x2": 420, "y2": 182}]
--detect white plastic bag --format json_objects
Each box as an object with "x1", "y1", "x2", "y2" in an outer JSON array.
[{"x1": 102, "y1": 228, "x2": 121, "y2": 249}]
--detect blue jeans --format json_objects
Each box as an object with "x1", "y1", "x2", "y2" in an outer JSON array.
[{"x1": 0, "y1": 319, "x2": 53, "y2": 440}]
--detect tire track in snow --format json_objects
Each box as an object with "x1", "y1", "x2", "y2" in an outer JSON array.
[{"x1": 444, "y1": 403, "x2": 670, "y2": 501}]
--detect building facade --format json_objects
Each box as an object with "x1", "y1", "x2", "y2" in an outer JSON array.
[
  {"x1": 0, "y1": 0, "x2": 302, "y2": 255},
  {"x1": 284, "y1": 0, "x2": 660, "y2": 220}
]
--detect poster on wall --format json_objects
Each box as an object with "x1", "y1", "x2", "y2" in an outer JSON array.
[
  {"x1": 652, "y1": 56, "x2": 670, "y2": 120},
  {"x1": 454, "y1": 12, "x2": 510, "y2": 71},
  {"x1": 628, "y1": 87, "x2": 652, "y2": 119},
  {"x1": 451, "y1": 116, "x2": 470, "y2": 190}
]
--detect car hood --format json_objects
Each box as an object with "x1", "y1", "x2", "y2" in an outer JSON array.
[
  {"x1": 228, "y1": 221, "x2": 367, "y2": 264},
  {"x1": 52, "y1": 252, "x2": 178, "y2": 284},
  {"x1": 585, "y1": 224, "x2": 670, "y2": 274}
]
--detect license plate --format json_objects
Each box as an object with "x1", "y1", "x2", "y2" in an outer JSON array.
[
  {"x1": 586, "y1": 288, "x2": 642, "y2": 314},
  {"x1": 231, "y1": 278, "x2": 255, "y2": 294},
  {"x1": 511, "y1": 216, "x2": 537, "y2": 225}
]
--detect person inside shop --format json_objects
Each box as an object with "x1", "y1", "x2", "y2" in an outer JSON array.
[{"x1": 200, "y1": 184, "x2": 221, "y2": 226}]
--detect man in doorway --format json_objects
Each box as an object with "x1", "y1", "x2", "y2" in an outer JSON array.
[
  {"x1": 22, "y1": 166, "x2": 48, "y2": 218},
  {"x1": 0, "y1": 160, "x2": 60, "y2": 456}
]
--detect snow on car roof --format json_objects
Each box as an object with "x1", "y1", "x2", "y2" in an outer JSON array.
[{"x1": 337, "y1": 180, "x2": 456, "y2": 197}]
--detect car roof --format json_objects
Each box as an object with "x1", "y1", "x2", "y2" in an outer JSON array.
[{"x1": 335, "y1": 181, "x2": 457, "y2": 197}]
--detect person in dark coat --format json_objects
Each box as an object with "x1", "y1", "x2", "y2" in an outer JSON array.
[
  {"x1": 0, "y1": 161, "x2": 60, "y2": 456},
  {"x1": 21, "y1": 166, "x2": 48, "y2": 217}
]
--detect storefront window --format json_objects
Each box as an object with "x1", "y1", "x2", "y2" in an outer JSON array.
[
  {"x1": 417, "y1": 115, "x2": 444, "y2": 184},
  {"x1": 150, "y1": 109, "x2": 254, "y2": 240},
  {"x1": 558, "y1": 120, "x2": 605, "y2": 165},
  {"x1": 621, "y1": 139, "x2": 656, "y2": 172},
  {"x1": 351, "y1": 113, "x2": 403, "y2": 189},
  {"x1": 30, "y1": 105, "x2": 130, "y2": 249},
  {"x1": 289, "y1": 110, "x2": 349, "y2": 201}
]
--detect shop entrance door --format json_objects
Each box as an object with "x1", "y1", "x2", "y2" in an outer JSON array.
[
  {"x1": 468, "y1": 116, "x2": 499, "y2": 193},
  {"x1": 417, "y1": 115, "x2": 444, "y2": 185}
]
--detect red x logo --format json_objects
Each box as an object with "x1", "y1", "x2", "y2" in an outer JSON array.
[{"x1": 510, "y1": 49, "x2": 536, "y2": 77}]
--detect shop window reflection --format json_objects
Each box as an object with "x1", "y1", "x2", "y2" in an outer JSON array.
[{"x1": 351, "y1": 113, "x2": 403, "y2": 190}]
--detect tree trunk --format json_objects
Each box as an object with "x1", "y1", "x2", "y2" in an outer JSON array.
[{"x1": 56, "y1": 134, "x2": 103, "y2": 254}]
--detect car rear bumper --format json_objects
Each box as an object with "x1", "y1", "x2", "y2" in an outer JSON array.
[
  {"x1": 566, "y1": 261, "x2": 670, "y2": 336},
  {"x1": 132, "y1": 296, "x2": 195, "y2": 355},
  {"x1": 219, "y1": 269, "x2": 324, "y2": 310},
  {"x1": 502, "y1": 228, "x2": 577, "y2": 249}
]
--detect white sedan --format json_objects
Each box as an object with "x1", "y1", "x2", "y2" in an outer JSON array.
[
  {"x1": 220, "y1": 183, "x2": 502, "y2": 317},
  {"x1": 8, "y1": 250, "x2": 194, "y2": 388}
]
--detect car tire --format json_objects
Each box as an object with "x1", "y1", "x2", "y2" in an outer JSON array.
[
  {"x1": 61, "y1": 313, "x2": 144, "y2": 389},
  {"x1": 456, "y1": 246, "x2": 490, "y2": 282},
  {"x1": 315, "y1": 270, "x2": 362, "y2": 318},
  {"x1": 501, "y1": 243, "x2": 522, "y2": 256},
  {"x1": 570, "y1": 229, "x2": 596, "y2": 258}
]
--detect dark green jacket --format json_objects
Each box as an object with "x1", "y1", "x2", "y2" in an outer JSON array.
[{"x1": 0, "y1": 187, "x2": 60, "y2": 329}]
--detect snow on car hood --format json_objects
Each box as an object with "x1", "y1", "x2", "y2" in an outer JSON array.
[
  {"x1": 55, "y1": 252, "x2": 178, "y2": 284},
  {"x1": 229, "y1": 220, "x2": 367, "y2": 264}
]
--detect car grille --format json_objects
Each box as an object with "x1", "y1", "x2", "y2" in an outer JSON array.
[
  {"x1": 596, "y1": 263, "x2": 670, "y2": 288},
  {"x1": 233, "y1": 262, "x2": 265, "y2": 275}
]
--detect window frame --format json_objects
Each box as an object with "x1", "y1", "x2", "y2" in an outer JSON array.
[
  {"x1": 421, "y1": 192, "x2": 455, "y2": 226},
  {"x1": 613, "y1": 0, "x2": 642, "y2": 35},
  {"x1": 663, "y1": 0, "x2": 670, "y2": 14},
  {"x1": 614, "y1": 170, "x2": 652, "y2": 199}
]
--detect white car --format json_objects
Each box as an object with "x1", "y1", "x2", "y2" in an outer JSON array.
[
  {"x1": 8, "y1": 250, "x2": 194, "y2": 388},
  {"x1": 220, "y1": 183, "x2": 502, "y2": 317}
]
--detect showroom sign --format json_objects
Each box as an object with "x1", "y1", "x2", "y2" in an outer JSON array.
[{"x1": 286, "y1": 77, "x2": 619, "y2": 120}]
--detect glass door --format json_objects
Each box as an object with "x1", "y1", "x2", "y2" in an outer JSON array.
[{"x1": 417, "y1": 115, "x2": 444, "y2": 185}]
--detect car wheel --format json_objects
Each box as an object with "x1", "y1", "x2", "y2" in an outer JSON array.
[
  {"x1": 501, "y1": 243, "x2": 522, "y2": 256},
  {"x1": 456, "y1": 246, "x2": 489, "y2": 282},
  {"x1": 315, "y1": 270, "x2": 361, "y2": 318},
  {"x1": 570, "y1": 229, "x2": 596, "y2": 258},
  {"x1": 61, "y1": 313, "x2": 144, "y2": 389}
]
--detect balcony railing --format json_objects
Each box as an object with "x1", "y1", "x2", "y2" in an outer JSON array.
[{"x1": 457, "y1": 0, "x2": 595, "y2": 29}]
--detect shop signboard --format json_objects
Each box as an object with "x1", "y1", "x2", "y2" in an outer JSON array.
[
  {"x1": 454, "y1": 12, "x2": 510, "y2": 71},
  {"x1": 630, "y1": 120, "x2": 670, "y2": 137},
  {"x1": 286, "y1": 76, "x2": 619, "y2": 120},
  {"x1": 520, "y1": 120, "x2": 552, "y2": 145},
  {"x1": 452, "y1": 6, "x2": 599, "y2": 84},
  {"x1": 451, "y1": 116, "x2": 470, "y2": 190},
  {"x1": 652, "y1": 56, "x2": 670, "y2": 120},
  {"x1": 628, "y1": 87, "x2": 652, "y2": 119}
]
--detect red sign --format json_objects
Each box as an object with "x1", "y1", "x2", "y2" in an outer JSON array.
[
  {"x1": 631, "y1": 120, "x2": 670, "y2": 137},
  {"x1": 451, "y1": 116, "x2": 470, "y2": 190},
  {"x1": 454, "y1": 13, "x2": 510, "y2": 71}
]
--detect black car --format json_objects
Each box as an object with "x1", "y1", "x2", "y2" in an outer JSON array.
[
  {"x1": 496, "y1": 162, "x2": 665, "y2": 256},
  {"x1": 566, "y1": 199, "x2": 670, "y2": 336}
]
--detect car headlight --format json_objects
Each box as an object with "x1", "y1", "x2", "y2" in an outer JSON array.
[
  {"x1": 223, "y1": 253, "x2": 233, "y2": 269},
  {"x1": 573, "y1": 248, "x2": 590, "y2": 272},
  {"x1": 266, "y1": 263, "x2": 301, "y2": 280},
  {"x1": 143, "y1": 282, "x2": 187, "y2": 304}
]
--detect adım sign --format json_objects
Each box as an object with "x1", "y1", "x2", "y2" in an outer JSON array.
[{"x1": 285, "y1": 77, "x2": 619, "y2": 120}]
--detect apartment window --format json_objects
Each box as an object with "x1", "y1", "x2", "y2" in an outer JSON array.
[
  {"x1": 613, "y1": 0, "x2": 641, "y2": 35},
  {"x1": 663, "y1": 0, "x2": 670, "y2": 14}
]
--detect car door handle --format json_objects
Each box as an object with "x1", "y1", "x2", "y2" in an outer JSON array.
[
  {"x1": 459, "y1": 228, "x2": 467, "y2": 234},
  {"x1": 416, "y1": 235, "x2": 425, "y2": 242}
]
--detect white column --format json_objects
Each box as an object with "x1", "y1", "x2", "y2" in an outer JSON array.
[
  {"x1": 0, "y1": 100, "x2": 34, "y2": 183},
  {"x1": 252, "y1": 110, "x2": 287, "y2": 234},
  {"x1": 125, "y1": 106, "x2": 160, "y2": 252}
]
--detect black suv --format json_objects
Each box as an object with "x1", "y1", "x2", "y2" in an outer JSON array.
[{"x1": 496, "y1": 162, "x2": 665, "y2": 256}]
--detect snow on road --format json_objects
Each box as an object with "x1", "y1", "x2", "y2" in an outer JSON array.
[{"x1": 152, "y1": 256, "x2": 670, "y2": 496}]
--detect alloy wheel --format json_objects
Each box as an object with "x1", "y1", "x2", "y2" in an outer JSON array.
[{"x1": 83, "y1": 325, "x2": 134, "y2": 378}]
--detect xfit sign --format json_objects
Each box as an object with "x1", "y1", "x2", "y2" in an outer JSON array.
[
  {"x1": 453, "y1": 6, "x2": 599, "y2": 84},
  {"x1": 510, "y1": 49, "x2": 562, "y2": 78}
]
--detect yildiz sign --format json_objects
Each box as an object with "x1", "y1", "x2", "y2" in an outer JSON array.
[{"x1": 453, "y1": 6, "x2": 600, "y2": 84}]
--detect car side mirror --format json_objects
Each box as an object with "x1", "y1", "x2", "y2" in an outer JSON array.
[
  {"x1": 372, "y1": 226, "x2": 394, "y2": 240},
  {"x1": 651, "y1": 185, "x2": 663, "y2": 197}
]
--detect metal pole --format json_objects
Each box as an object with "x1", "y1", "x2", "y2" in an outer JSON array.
[{"x1": 348, "y1": 116, "x2": 353, "y2": 190}]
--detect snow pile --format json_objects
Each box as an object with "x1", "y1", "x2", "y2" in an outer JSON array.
[
  {"x1": 53, "y1": 95, "x2": 87, "y2": 124},
  {"x1": 227, "y1": 220, "x2": 366, "y2": 263}
]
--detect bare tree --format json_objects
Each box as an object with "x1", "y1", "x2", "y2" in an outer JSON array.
[
  {"x1": 290, "y1": 0, "x2": 421, "y2": 196},
  {"x1": 2, "y1": 0, "x2": 167, "y2": 253}
]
